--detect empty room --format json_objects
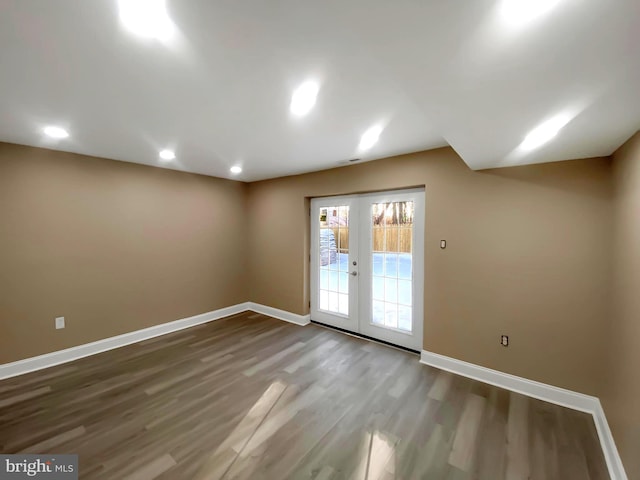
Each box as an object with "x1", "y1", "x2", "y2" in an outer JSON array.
[{"x1": 0, "y1": 1, "x2": 638, "y2": 479}]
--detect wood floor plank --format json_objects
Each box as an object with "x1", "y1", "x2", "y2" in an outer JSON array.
[
  {"x1": 242, "y1": 341, "x2": 306, "y2": 377},
  {"x1": 122, "y1": 453, "x2": 177, "y2": 480},
  {"x1": 192, "y1": 378, "x2": 290, "y2": 480},
  {"x1": 421, "y1": 423, "x2": 456, "y2": 479},
  {"x1": 475, "y1": 388, "x2": 508, "y2": 479},
  {"x1": 386, "y1": 366, "x2": 415, "y2": 398},
  {"x1": 237, "y1": 384, "x2": 325, "y2": 456},
  {"x1": 19, "y1": 426, "x2": 86, "y2": 454},
  {"x1": 351, "y1": 429, "x2": 400, "y2": 480},
  {"x1": 428, "y1": 370, "x2": 454, "y2": 400},
  {"x1": 284, "y1": 339, "x2": 338, "y2": 374},
  {"x1": 506, "y1": 392, "x2": 531, "y2": 480},
  {"x1": 448, "y1": 393, "x2": 486, "y2": 471},
  {"x1": 0, "y1": 385, "x2": 51, "y2": 408},
  {"x1": 0, "y1": 312, "x2": 610, "y2": 480},
  {"x1": 314, "y1": 465, "x2": 336, "y2": 480}
]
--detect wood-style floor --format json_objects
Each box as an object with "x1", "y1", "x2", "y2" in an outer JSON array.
[{"x1": 0, "y1": 312, "x2": 609, "y2": 479}]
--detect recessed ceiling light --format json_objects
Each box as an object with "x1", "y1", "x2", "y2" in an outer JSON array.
[
  {"x1": 159, "y1": 149, "x2": 175, "y2": 161},
  {"x1": 43, "y1": 126, "x2": 69, "y2": 139},
  {"x1": 290, "y1": 81, "x2": 319, "y2": 116},
  {"x1": 519, "y1": 114, "x2": 571, "y2": 152},
  {"x1": 118, "y1": 0, "x2": 174, "y2": 41},
  {"x1": 359, "y1": 125, "x2": 383, "y2": 151},
  {"x1": 230, "y1": 166, "x2": 242, "y2": 174},
  {"x1": 501, "y1": 0, "x2": 561, "y2": 26}
]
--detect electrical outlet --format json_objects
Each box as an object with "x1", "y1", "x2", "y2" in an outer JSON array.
[
  {"x1": 501, "y1": 335, "x2": 508, "y2": 347},
  {"x1": 55, "y1": 317, "x2": 65, "y2": 329}
]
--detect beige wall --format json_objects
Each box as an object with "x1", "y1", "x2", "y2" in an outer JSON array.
[
  {"x1": 604, "y1": 131, "x2": 640, "y2": 479},
  {"x1": 0, "y1": 141, "x2": 615, "y2": 399},
  {"x1": 247, "y1": 148, "x2": 612, "y2": 395},
  {"x1": 0, "y1": 142, "x2": 248, "y2": 363},
  {"x1": 3, "y1": 138, "x2": 635, "y2": 470}
]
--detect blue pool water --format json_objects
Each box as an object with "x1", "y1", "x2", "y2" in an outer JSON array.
[
  {"x1": 319, "y1": 253, "x2": 413, "y2": 331},
  {"x1": 322, "y1": 253, "x2": 411, "y2": 276}
]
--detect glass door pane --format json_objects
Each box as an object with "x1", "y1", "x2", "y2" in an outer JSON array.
[
  {"x1": 357, "y1": 188, "x2": 424, "y2": 351},
  {"x1": 310, "y1": 196, "x2": 359, "y2": 333},
  {"x1": 310, "y1": 189, "x2": 422, "y2": 350},
  {"x1": 318, "y1": 205, "x2": 350, "y2": 316},
  {"x1": 371, "y1": 201, "x2": 414, "y2": 332}
]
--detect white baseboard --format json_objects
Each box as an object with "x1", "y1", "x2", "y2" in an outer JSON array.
[
  {"x1": 420, "y1": 350, "x2": 597, "y2": 412},
  {"x1": 420, "y1": 350, "x2": 627, "y2": 480},
  {"x1": 247, "y1": 302, "x2": 311, "y2": 326},
  {"x1": 0, "y1": 302, "x2": 311, "y2": 381},
  {"x1": 0, "y1": 309, "x2": 625, "y2": 478},
  {"x1": 0, "y1": 303, "x2": 251, "y2": 380},
  {"x1": 593, "y1": 400, "x2": 628, "y2": 480}
]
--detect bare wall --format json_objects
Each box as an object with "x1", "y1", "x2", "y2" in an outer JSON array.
[
  {"x1": 247, "y1": 148, "x2": 612, "y2": 395},
  {"x1": 604, "y1": 131, "x2": 640, "y2": 479},
  {"x1": 0, "y1": 142, "x2": 248, "y2": 363},
  {"x1": 0, "y1": 141, "x2": 614, "y2": 398}
]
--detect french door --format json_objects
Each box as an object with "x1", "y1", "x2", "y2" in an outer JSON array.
[{"x1": 310, "y1": 189, "x2": 424, "y2": 351}]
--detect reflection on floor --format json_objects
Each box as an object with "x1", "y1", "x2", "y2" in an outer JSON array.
[{"x1": 0, "y1": 312, "x2": 609, "y2": 479}]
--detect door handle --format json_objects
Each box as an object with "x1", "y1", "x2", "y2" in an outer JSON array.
[{"x1": 350, "y1": 271, "x2": 358, "y2": 276}]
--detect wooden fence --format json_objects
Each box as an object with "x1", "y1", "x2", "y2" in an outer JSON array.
[
  {"x1": 329, "y1": 226, "x2": 412, "y2": 253},
  {"x1": 330, "y1": 228, "x2": 350, "y2": 254}
]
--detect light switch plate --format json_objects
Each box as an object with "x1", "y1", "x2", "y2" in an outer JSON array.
[{"x1": 55, "y1": 317, "x2": 65, "y2": 329}]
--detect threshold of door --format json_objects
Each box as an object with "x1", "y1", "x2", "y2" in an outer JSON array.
[{"x1": 310, "y1": 320, "x2": 420, "y2": 355}]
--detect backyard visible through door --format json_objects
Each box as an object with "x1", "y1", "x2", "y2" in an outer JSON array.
[
  {"x1": 311, "y1": 189, "x2": 424, "y2": 351},
  {"x1": 321, "y1": 252, "x2": 412, "y2": 330}
]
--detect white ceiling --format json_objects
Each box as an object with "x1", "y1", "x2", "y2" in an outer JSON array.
[{"x1": 1, "y1": 0, "x2": 638, "y2": 181}]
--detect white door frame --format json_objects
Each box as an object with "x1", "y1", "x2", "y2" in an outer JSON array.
[
  {"x1": 357, "y1": 189, "x2": 424, "y2": 351},
  {"x1": 310, "y1": 188, "x2": 424, "y2": 351},
  {"x1": 310, "y1": 195, "x2": 359, "y2": 332}
]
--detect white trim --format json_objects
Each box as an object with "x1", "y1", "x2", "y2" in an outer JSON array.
[
  {"x1": 310, "y1": 189, "x2": 425, "y2": 351},
  {"x1": 0, "y1": 306, "x2": 625, "y2": 478},
  {"x1": 0, "y1": 303, "x2": 251, "y2": 380},
  {"x1": 357, "y1": 189, "x2": 425, "y2": 351},
  {"x1": 310, "y1": 195, "x2": 360, "y2": 331},
  {"x1": 593, "y1": 400, "x2": 629, "y2": 480},
  {"x1": 247, "y1": 302, "x2": 311, "y2": 326},
  {"x1": 420, "y1": 350, "x2": 627, "y2": 480},
  {"x1": 0, "y1": 302, "x2": 310, "y2": 381},
  {"x1": 420, "y1": 350, "x2": 596, "y2": 412}
]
